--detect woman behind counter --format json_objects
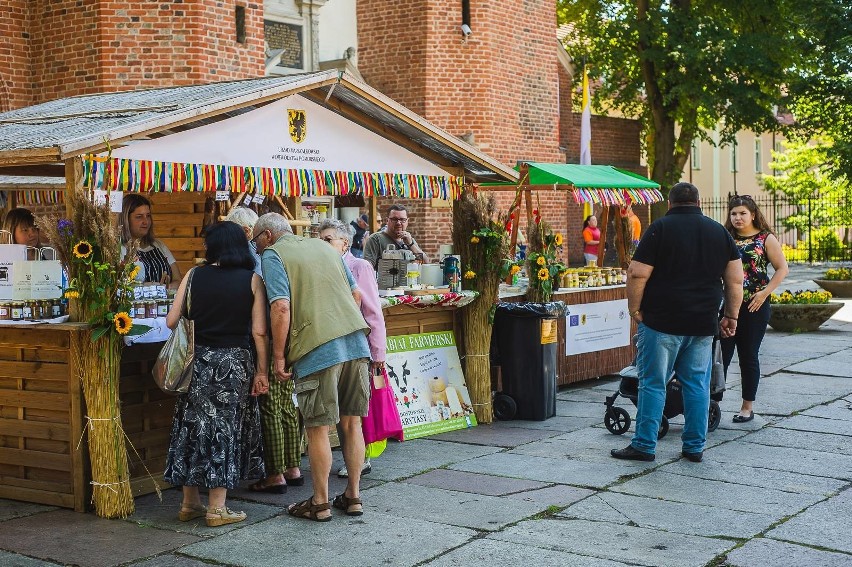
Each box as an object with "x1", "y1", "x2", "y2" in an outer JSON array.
[
  {"x1": 582, "y1": 214, "x2": 601, "y2": 265},
  {"x1": 3, "y1": 208, "x2": 44, "y2": 259},
  {"x1": 318, "y1": 219, "x2": 387, "y2": 480},
  {"x1": 121, "y1": 194, "x2": 181, "y2": 285},
  {"x1": 164, "y1": 221, "x2": 269, "y2": 527}
]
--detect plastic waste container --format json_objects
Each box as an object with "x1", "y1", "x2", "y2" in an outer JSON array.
[{"x1": 490, "y1": 301, "x2": 566, "y2": 421}]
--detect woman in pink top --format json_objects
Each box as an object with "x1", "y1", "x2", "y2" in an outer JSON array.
[
  {"x1": 582, "y1": 214, "x2": 601, "y2": 265},
  {"x1": 318, "y1": 219, "x2": 387, "y2": 478}
]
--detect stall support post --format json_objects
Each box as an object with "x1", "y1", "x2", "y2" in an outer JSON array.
[
  {"x1": 614, "y1": 207, "x2": 628, "y2": 268},
  {"x1": 597, "y1": 205, "x2": 609, "y2": 265},
  {"x1": 64, "y1": 157, "x2": 84, "y2": 219}
]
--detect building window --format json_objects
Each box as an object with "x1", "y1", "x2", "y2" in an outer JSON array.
[
  {"x1": 691, "y1": 140, "x2": 701, "y2": 170},
  {"x1": 774, "y1": 140, "x2": 783, "y2": 154},
  {"x1": 729, "y1": 142, "x2": 738, "y2": 173},
  {"x1": 235, "y1": 6, "x2": 247, "y2": 44},
  {"x1": 754, "y1": 139, "x2": 762, "y2": 173}
]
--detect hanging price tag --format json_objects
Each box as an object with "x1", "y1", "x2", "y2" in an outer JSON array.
[
  {"x1": 215, "y1": 190, "x2": 230, "y2": 201},
  {"x1": 252, "y1": 193, "x2": 266, "y2": 205}
]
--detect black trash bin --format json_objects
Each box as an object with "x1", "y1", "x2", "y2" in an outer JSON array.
[{"x1": 490, "y1": 301, "x2": 566, "y2": 421}]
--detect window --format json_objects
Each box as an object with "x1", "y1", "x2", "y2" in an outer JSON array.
[
  {"x1": 729, "y1": 142, "x2": 738, "y2": 172},
  {"x1": 690, "y1": 140, "x2": 701, "y2": 170},
  {"x1": 774, "y1": 140, "x2": 783, "y2": 154},
  {"x1": 754, "y1": 139, "x2": 762, "y2": 173},
  {"x1": 235, "y1": 6, "x2": 246, "y2": 44}
]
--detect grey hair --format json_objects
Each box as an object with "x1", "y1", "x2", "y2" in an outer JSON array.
[
  {"x1": 318, "y1": 218, "x2": 352, "y2": 243},
  {"x1": 224, "y1": 206, "x2": 259, "y2": 229},
  {"x1": 255, "y1": 213, "x2": 293, "y2": 238}
]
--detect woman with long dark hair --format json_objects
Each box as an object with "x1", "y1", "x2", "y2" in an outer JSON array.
[
  {"x1": 120, "y1": 194, "x2": 181, "y2": 285},
  {"x1": 722, "y1": 195, "x2": 788, "y2": 423},
  {"x1": 164, "y1": 221, "x2": 269, "y2": 527}
]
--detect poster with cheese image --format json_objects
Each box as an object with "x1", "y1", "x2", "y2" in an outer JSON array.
[{"x1": 385, "y1": 330, "x2": 477, "y2": 439}]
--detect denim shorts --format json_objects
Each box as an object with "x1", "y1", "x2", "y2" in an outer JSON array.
[{"x1": 293, "y1": 358, "x2": 370, "y2": 428}]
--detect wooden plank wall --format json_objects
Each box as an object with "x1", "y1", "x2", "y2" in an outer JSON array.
[{"x1": 149, "y1": 193, "x2": 208, "y2": 278}]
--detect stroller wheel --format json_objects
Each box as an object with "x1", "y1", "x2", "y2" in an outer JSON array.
[
  {"x1": 493, "y1": 393, "x2": 517, "y2": 421},
  {"x1": 708, "y1": 400, "x2": 722, "y2": 432},
  {"x1": 658, "y1": 416, "x2": 669, "y2": 439},
  {"x1": 604, "y1": 407, "x2": 631, "y2": 435}
]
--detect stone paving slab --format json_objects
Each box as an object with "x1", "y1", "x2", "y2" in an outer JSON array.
[
  {"x1": 363, "y1": 481, "x2": 543, "y2": 531},
  {"x1": 448, "y1": 451, "x2": 641, "y2": 489},
  {"x1": 0, "y1": 509, "x2": 201, "y2": 567},
  {"x1": 129, "y1": 488, "x2": 280, "y2": 536},
  {"x1": 724, "y1": 538, "x2": 852, "y2": 567},
  {"x1": 489, "y1": 518, "x2": 734, "y2": 567},
  {"x1": 707, "y1": 440, "x2": 852, "y2": 480},
  {"x1": 559, "y1": 491, "x2": 776, "y2": 538},
  {"x1": 803, "y1": 399, "x2": 852, "y2": 421},
  {"x1": 745, "y1": 426, "x2": 852, "y2": 454},
  {"x1": 0, "y1": 550, "x2": 60, "y2": 567},
  {"x1": 612, "y1": 471, "x2": 822, "y2": 517},
  {"x1": 357, "y1": 439, "x2": 503, "y2": 481},
  {"x1": 759, "y1": 372, "x2": 852, "y2": 397},
  {"x1": 773, "y1": 414, "x2": 852, "y2": 436},
  {"x1": 422, "y1": 538, "x2": 633, "y2": 567},
  {"x1": 403, "y1": 469, "x2": 548, "y2": 496},
  {"x1": 180, "y1": 510, "x2": 475, "y2": 567},
  {"x1": 504, "y1": 484, "x2": 595, "y2": 507},
  {"x1": 428, "y1": 423, "x2": 562, "y2": 447},
  {"x1": 495, "y1": 415, "x2": 601, "y2": 432},
  {"x1": 129, "y1": 556, "x2": 217, "y2": 567},
  {"x1": 558, "y1": 383, "x2": 620, "y2": 403},
  {"x1": 658, "y1": 459, "x2": 846, "y2": 497},
  {"x1": 0, "y1": 501, "x2": 56, "y2": 523},
  {"x1": 556, "y1": 400, "x2": 619, "y2": 419},
  {"x1": 766, "y1": 489, "x2": 852, "y2": 554},
  {"x1": 785, "y1": 349, "x2": 852, "y2": 378}
]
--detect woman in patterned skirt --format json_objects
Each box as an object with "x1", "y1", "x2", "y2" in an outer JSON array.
[
  {"x1": 722, "y1": 195, "x2": 788, "y2": 424},
  {"x1": 164, "y1": 221, "x2": 270, "y2": 527}
]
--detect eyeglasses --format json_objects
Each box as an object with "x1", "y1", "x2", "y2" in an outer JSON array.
[
  {"x1": 250, "y1": 229, "x2": 269, "y2": 244},
  {"x1": 388, "y1": 217, "x2": 409, "y2": 224}
]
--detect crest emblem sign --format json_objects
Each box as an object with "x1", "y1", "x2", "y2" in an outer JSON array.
[{"x1": 288, "y1": 109, "x2": 306, "y2": 143}]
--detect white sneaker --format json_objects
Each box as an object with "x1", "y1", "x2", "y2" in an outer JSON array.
[{"x1": 337, "y1": 460, "x2": 372, "y2": 478}]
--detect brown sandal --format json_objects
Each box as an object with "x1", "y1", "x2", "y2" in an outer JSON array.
[
  {"x1": 178, "y1": 503, "x2": 207, "y2": 522},
  {"x1": 288, "y1": 497, "x2": 332, "y2": 522},
  {"x1": 332, "y1": 493, "x2": 363, "y2": 516}
]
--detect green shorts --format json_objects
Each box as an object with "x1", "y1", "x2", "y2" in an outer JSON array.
[{"x1": 293, "y1": 358, "x2": 370, "y2": 428}]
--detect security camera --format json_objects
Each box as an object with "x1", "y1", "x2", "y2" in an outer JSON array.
[{"x1": 460, "y1": 24, "x2": 472, "y2": 38}]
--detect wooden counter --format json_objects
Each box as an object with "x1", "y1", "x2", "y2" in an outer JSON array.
[
  {"x1": 501, "y1": 286, "x2": 636, "y2": 386},
  {"x1": 0, "y1": 323, "x2": 173, "y2": 511}
]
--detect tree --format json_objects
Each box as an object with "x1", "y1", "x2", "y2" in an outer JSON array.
[{"x1": 557, "y1": 1, "x2": 810, "y2": 196}]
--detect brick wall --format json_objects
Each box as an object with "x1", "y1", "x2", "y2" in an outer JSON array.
[
  {"x1": 0, "y1": 1, "x2": 33, "y2": 111},
  {"x1": 3, "y1": 0, "x2": 265, "y2": 107}
]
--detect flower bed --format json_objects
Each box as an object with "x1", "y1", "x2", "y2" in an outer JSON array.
[{"x1": 768, "y1": 290, "x2": 841, "y2": 332}]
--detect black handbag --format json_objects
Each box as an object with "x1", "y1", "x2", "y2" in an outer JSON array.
[{"x1": 152, "y1": 268, "x2": 195, "y2": 394}]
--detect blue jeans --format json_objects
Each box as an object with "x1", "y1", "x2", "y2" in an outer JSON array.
[{"x1": 632, "y1": 323, "x2": 713, "y2": 454}]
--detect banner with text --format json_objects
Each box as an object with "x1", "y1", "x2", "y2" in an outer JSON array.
[
  {"x1": 566, "y1": 299, "x2": 631, "y2": 355},
  {"x1": 385, "y1": 330, "x2": 477, "y2": 439}
]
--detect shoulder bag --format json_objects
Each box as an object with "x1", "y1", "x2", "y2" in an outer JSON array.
[{"x1": 152, "y1": 268, "x2": 195, "y2": 394}]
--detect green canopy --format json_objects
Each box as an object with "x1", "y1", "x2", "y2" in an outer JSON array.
[{"x1": 482, "y1": 163, "x2": 663, "y2": 205}]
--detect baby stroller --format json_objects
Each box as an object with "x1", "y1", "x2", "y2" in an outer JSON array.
[{"x1": 603, "y1": 337, "x2": 725, "y2": 438}]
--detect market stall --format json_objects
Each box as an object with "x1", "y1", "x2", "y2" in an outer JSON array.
[
  {"x1": 488, "y1": 162, "x2": 663, "y2": 385},
  {"x1": 0, "y1": 70, "x2": 516, "y2": 512}
]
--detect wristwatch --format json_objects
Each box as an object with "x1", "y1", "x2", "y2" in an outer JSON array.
[{"x1": 630, "y1": 309, "x2": 641, "y2": 319}]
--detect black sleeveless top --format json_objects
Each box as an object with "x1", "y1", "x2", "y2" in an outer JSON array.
[{"x1": 188, "y1": 265, "x2": 254, "y2": 348}]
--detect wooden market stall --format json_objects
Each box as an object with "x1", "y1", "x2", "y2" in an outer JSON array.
[
  {"x1": 0, "y1": 70, "x2": 516, "y2": 511},
  {"x1": 489, "y1": 162, "x2": 663, "y2": 386}
]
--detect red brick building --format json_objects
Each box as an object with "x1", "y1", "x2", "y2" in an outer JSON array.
[{"x1": 1, "y1": 0, "x2": 642, "y2": 263}]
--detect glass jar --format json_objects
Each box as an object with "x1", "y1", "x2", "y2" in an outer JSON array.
[
  {"x1": 146, "y1": 301, "x2": 158, "y2": 318},
  {"x1": 0, "y1": 302, "x2": 10, "y2": 321},
  {"x1": 23, "y1": 300, "x2": 35, "y2": 320},
  {"x1": 157, "y1": 299, "x2": 169, "y2": 317},
  {"x1": 11, "y1": 302, "x2": 24, "y2": 321},
  {"x1": 51, "y1": 299, "x2": 62, "y2": 318}
]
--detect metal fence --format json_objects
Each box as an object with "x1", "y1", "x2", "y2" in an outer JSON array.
[{"x1": 702, "y1": 195, "x2": 852, "y2": 263}]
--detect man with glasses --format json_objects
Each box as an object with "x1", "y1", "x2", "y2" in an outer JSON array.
[
  {"x1": 252, "y1": 213, "x2": 371, "y2": 521},
  {"x1": 363, "y1": 204, "x2": 428, "y2": 269}
]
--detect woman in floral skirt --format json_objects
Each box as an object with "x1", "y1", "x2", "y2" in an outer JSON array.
[
  {"x1": 164, "y1": 221, "x2": 270, "y2": 526},
  {"x1": 722, "y1": 195, "x2": 788, "y2": 423}
]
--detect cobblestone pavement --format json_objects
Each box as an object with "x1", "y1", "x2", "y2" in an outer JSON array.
[{"x1": 1, "y1": 264, "x2": 850, "y2": 567}]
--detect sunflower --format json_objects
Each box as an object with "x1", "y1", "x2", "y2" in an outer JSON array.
[
  {"x1": 537, "y1": 268, "x2": 549, "y2": 280},
  {"x1": 464, "y1": 270, "x2": 476, "y2": 280},
  {"x1": 536, "y1": 256, "x2": 546, "y2": 266},
  {"x1": 113, "y1": 312, "x2": 133, "y2": 335},
  {"x1": 509, "y1": 264, "x2": 521, "y2": 276},
  {"x1": 470, "y1": 236, "x2": 480, "y2": 244},
  {"x1": 72, "y1": 240, "x2": 93, "y2": 259},
  {"x1": 128, "y1": 265, "x2": 140, "y2": 281},
  {"x1": 554, "y1": 233, "x2": 564, "y2": 246},
  {"x1": 64, "y1": 290, "x2": 80, "y2": 299}
]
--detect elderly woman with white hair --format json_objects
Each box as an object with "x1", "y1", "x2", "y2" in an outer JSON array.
[
  {"x1": 317, "y1": 218, "x2": 387, "y2": 478},
  {"x1": 225, "y1": 206, "x2": 305, "y2": 494}
]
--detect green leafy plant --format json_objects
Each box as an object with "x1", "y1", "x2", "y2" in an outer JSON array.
[
  {"x1": 526, "y1": 212, "x2": 566, "y2": 303},
  {"x1": 824, "y1": 267, "x2": 852, "y2": 281},
  {"x1": 770, "y1": 290, "x2": 833, "y2": 305}
]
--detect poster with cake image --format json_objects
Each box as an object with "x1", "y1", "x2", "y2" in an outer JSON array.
[{"x1": 385, "y1": 330, "x2": 477, "y2": 439}]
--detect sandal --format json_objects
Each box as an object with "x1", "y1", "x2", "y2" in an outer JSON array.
[
  {"x1": 178, "y1": 503, "x2": 207, "y2": 522},
  {"x1": 288, "y1": 497, "x2": 332, "y2": 522},
  {"x1": 205, "y1": 506, "x2": 247, "y2": 527},
  {"x1": 332, "y1": 493, "x2": 363, "y2": 517},
  {"x1": 248, "y1": 479, "x2": 287, "y2": 494}
]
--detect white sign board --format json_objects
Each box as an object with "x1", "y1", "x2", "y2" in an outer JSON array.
[{"x1": 565, "y1": 299, "x2": 631, "y2": 355}]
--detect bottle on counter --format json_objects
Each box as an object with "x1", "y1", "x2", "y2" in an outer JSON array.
[{"x1": 11, "y1": 302, "x2": 24, "y2": 321}]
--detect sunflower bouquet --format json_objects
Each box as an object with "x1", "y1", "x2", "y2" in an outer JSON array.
[
  {"x1": 36, "y1": 187, "x2": 147, "y2": 519},
  {"x1": 526, "y1": 214, "x2": 566, "y2": 303}
]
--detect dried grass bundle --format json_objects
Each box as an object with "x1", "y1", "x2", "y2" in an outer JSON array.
[{"x1": 452, "y1": 190, "x2": 511, "y2": 424}]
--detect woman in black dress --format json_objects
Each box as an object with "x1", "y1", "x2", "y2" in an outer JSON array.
[{"x1": 164, "y1": 221, "x2": 270, "y2": 527}]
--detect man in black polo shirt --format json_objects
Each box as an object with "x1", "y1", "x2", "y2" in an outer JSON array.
[{"x1": 611, "y1": 182, "x2": 743, "y2": 463}]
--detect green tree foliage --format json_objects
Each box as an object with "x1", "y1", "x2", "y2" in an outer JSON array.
[{"x1": 557, "y1": 0, "x2": 840, "y2": 196}]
